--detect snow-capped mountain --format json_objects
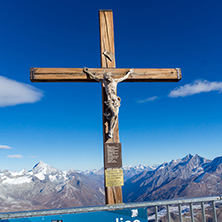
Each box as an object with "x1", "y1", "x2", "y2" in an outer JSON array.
[
  {"x1": 123, "y1": 154, "x2": 222, "y2": 202},
  {"x1": 0, "y1": 161, "x2": 68, "y2": 185},
  {"x1": 77, "y1": 164, "x2": 158, "y2": 180},
  {"x1": 1, "y1": 154, "x2": 222, "y2": 214},
  {"x1": 76, "y1": 167, "x2": 104, "y2": 176},
  {"x1": 0, "y1": 161, "x2": 104, "y2": 212},
  {"x1": 0, "y1": 161, "x2": 155, "y2": 212},
  {"x1": 123, "y1": 164, "x2": 159, "y2": 181}
]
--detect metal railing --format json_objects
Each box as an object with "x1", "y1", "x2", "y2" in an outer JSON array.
[
  {"x1": 0, "y1": 196, "x2": 221, "y2": 221},
  {"x1": 147, "y1": 196, "x2": 220, "y2": 222}
]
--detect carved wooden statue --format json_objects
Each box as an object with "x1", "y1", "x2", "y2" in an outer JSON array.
[{"x1": 84, "y1": 67, "x2": 133, "y2": 138}]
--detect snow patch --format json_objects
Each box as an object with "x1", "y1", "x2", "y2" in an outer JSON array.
[
  {"x1": 2, "y1": 176, "x2": 32, "y2": 184},
  {"x1": 34, "y1": 172, "x2": 45, "y2": 180},
  {"x1": 10, "y1": 169, "x2": 27, "y2": 177}
]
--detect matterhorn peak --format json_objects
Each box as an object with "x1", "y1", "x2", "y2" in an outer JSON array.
[
  {"x1": 33, "y1": 160, "x2": 49, "y2": 169},
  {"x1": 32, "y1": 160, "x2": 58, "y2": 175}
]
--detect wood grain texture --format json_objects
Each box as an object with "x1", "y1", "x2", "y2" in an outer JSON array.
[
  {"x1": 30, "y1": 67, "x2": 181, "y2": 82},
  {"x1": 99, "y1": 10, "x2": 122, "y2": 205},
  {"x1": 99, "y1": 10, "x2": 116, "y2": 68}
]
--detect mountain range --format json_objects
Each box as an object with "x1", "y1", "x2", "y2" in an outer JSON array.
[
  {"x1": 0, "y1": 154, "x2": 222, "y2": 213},
  {"x1": 0, "y1": 161, "x2": 104, "y2": 212},
  {"x1": 123, "y1": 154, "x2": 222, "y2": 202}
]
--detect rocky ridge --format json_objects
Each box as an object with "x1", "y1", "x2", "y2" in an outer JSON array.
[{"x1": 123, "y1": 154, "x2": 222, "y2": 202}]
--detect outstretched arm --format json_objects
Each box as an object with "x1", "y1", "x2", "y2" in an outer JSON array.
[
  {"x1": 116, "y1": 69, "x2": 134, "y2": 83},
  {"x1": 83, "y1": 67, "x2": 103, "y2": 82}
]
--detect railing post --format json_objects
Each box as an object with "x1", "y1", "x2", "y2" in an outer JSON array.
[
  {"x1": 167, "y1": 205, "x2": 171, "y2": 222},
  {"x1": 190, "y1": 202, "x2": 194, "y2": 222},
  {"x1": 212, "y1": 201, "x2": 217, "y2": 222},
  {"x1": 155, "y1": 206, "x2": 158, "y2": 222},
  {"x1": 201, "y1": 202, "x2": 206, "y2": 222},
  {"x1": 178, "y1": 204, "x2": 183, "y2": 222}
]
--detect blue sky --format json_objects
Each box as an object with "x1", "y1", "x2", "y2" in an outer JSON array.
[{"x1": 0, "y1": 0, "x2": 222, "y2": 171}]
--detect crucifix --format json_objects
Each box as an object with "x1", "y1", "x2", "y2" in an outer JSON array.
[{"x1": 30, "y1": 10, "x2": 181, "y2": 205}]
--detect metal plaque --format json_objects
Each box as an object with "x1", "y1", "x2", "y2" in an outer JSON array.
[
  {"x1": 104, "y1": 143, "x2": 122, "y2": 168},
  {"x1": 105, "y1": 168, "x2": 124, "y2": 187}
]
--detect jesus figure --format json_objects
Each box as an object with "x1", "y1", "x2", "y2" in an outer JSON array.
[{"x1": 83, "y1": 68, "x2": 133, "y2": 138}]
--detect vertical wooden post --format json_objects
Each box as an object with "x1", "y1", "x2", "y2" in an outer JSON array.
[{"x1": 99, "y1": 10, "x2": 123, "y2": 205}]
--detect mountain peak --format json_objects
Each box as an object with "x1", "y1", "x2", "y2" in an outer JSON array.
[
  {"x1": 183, "y1": 153, "x2": 193, "y2": 160},
  {"x1": 32, "y1": 161, "x2": 58, "y2": 175},
  {"x1": 33, "y1": 160, "x2": 49, "y2": 169}
]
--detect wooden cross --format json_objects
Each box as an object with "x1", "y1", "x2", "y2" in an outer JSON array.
[{"x1": 30, "y1": 10, "x2": 181, "y2": 205}]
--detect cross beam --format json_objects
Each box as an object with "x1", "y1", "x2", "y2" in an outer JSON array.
[
  {"x1": 30, "y1": 10, "x2": 181, "y2": 205},
  {"x1": 30, "y1": 68, "x2": 181, "y2": 82}
]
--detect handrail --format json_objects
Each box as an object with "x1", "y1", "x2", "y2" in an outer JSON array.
[{"x1": 0, "y1": 195, "x2": 221, "y2": 220}]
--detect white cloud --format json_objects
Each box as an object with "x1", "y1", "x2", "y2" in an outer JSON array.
[
  {"x1": 0, "y1": 145, "x2": 12, "y2": 149},
  {"x1": 7, "y1": 155, "x2": 24, "y2": 159},
  {"x1": 138, "y1": 96, "x2": 158, "y2": 103},
  {"x1": 168, "y1": 80, "x2": 222, "y2": 98},
  {"x1": 0, "y1": 76, "x2": 43, "y2": 107}
]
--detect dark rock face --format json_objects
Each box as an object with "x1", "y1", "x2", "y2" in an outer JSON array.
[{"x1": 123, "y1": 154, "x2": 222, "y2": 203}]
